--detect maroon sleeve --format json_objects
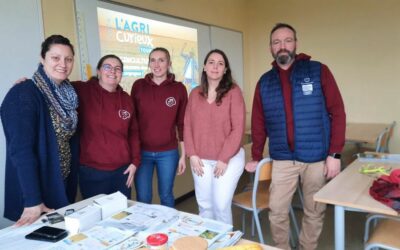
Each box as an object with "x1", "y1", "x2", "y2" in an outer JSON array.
[
  {"x1": 176, "y1": 84, "x2": 188, "y2": 141},
  {"x1": 321, "y1": 64, "x2": 346, "y2": 153},
  {"x1": 130, "y1": 81, "x2": 139, "y2": 123},
  {"x1": 251, "y1": 82, "x2": 268, "y2": 161},
  {"x1": 128, "y1": 82, "x2": 141, "y2": 167},
  {"x1": 128, "y1": 99, "x2": 141, "y2": 167},
  {"x1": 71, "y1": 80, "x2": 84, "y2": 91}
]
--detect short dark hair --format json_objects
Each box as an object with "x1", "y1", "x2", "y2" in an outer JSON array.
[
  {"x1": 40, "y1": 35, "x2": 75, "y2": 59},
  {"x1": 96, "y1": 54, "x2": 124, "y2": 72},
  {"x1": 270, "y1": 23, "x2": 297, "y2": 44},
  {"x1": 200, "y1": 49, "x2": 235, "y2": 105}
]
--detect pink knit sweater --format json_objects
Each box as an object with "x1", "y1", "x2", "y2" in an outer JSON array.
[{"x1": 184, "y1": 85, "x2": 245, "y2": 163}]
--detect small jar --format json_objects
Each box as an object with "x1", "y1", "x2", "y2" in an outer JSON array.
[{"x1": 146, "y1": 233, "x2": 168, "y2": 250}]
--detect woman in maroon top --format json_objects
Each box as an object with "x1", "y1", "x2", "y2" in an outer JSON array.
[
  {"x1": 131, "y1": 48, "x2": 188, "y2": 208},
  {"x1": 75, "y1": 54, "x2": 140, "y2": 199}
]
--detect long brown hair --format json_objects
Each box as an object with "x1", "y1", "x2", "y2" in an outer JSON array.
[{"x1": 200, "y1": 49, "x2": 234, "y2": 105}]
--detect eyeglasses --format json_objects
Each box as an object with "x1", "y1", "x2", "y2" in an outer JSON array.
[{"x1": 102, "y1": 64, "x2": 122, "y2": 73}]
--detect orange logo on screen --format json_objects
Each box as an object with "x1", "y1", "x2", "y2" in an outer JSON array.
[{"x1": 165, "y1": 97, "x2": 176, "y2": 107}]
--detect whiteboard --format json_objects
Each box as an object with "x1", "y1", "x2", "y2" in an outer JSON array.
[{"x1": 0, "y1": 0, "x2": 44, "y2": 228}]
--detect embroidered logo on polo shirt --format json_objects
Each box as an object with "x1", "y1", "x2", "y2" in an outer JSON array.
[
  {"x1": 118, "y1": 109, "x2": 131, "y2": 120},
  {"x1": 165, "y1": 97, "x2": 176, "y2": 107}
]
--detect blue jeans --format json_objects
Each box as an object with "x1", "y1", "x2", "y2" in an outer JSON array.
[
  {"x1": 134, "y1": 149, "x2": 179, "y2": 207},
  {"x1": 79, "y1": 165, "x2": 131, "y2": 199}
]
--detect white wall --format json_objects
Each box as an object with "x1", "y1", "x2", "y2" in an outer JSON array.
[
  {"x1": 0, "y1": 0, "x2": 44, "y2": 228},
  {"x1": 210, "y1": 26, "x2": 244, "y2": 89}
]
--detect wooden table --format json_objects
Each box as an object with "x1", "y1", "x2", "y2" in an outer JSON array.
[
  {"x1": 314, "y1": 158, "x2": 399, "y2": 250},
  {"x1": 346, "y1": 122, "x2": 389, "y2": 144}
]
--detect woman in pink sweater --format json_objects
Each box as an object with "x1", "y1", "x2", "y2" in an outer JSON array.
[{"x1": 184, "y1": 49, "x2": 245, "y2": 225}]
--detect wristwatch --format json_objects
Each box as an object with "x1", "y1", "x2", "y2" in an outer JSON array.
[{"x1": 329, "y1": 153, "x2": 341, "y2": 159}]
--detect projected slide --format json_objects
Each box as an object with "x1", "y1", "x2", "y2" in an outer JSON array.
[{"x1": 97, "y1": 7, "x2": 199, "y2": 92}]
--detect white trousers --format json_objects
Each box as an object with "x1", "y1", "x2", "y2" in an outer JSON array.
[{"x1": 191, "y1": 148, "x2": 245, "y2": 225}]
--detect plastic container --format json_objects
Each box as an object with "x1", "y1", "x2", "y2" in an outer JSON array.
[{"x1": 146, "y1": 233, "x2": 168, "y2": 250}]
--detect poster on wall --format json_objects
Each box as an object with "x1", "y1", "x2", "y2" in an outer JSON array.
[{"x1": 97, "y1": 7, "x2": 199, "y2": 93}]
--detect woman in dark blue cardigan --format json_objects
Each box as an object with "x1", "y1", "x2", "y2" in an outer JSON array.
[{"x1": 0, "y1": 35, "x2": 79, "y2": 226}]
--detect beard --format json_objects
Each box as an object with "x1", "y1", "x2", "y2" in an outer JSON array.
[{"x1": 273, "y1": 49, "x2": 296, "y2": 65}]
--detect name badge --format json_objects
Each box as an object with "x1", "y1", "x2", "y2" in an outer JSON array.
[{"x1": 302, "y1": 84, "x2": 313, "y2": 95}]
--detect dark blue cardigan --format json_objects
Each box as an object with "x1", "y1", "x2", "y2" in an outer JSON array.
[{"x1": 0, "y1": 80, "x2": 79, "y2": 221}]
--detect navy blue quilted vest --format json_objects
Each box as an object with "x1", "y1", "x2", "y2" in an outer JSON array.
[{"x1": 259, "y1": 60, "x2": 330, "y2": 162}]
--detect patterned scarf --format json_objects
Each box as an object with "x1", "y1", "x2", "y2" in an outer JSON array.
[{"x1": 32, "y1": 64, "x2": 78, "y2": 132}]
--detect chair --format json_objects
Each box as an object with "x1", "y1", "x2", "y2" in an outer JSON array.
[
  {"x1": 364, "y1": 214, "x2": 400, "y2": 250},
  {"x1": 232, "y1": 158, "x2": 299, "y2": 245},
  {"x1": 374, "y1": 128, "x2": 389, "y2": 153},
  {"x1": 240, "y1": 143, "x2": 269, "y2": 192},
  {"x1": 360, "y1": 127, "x2": 388, "y2": 153},
  {"x1": 362, "y1": 121, "x2": 396, "y2": 153},
  {"x1": 293, "y1": 180, "x2": 305, "y2": 210},
  {"x1": 383, "y1": 121, "x2": 396, "y2": 153}
]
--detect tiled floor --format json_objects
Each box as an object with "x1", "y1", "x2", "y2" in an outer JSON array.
[{"x1": 175, "y1": 171, "x2": 367, "y2": 250}]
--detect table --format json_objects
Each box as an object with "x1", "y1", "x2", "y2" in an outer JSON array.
[
  {"x1": 0, "y1": 195, "x2": 276, "y2": 249},
  {"x1": 314, "y1": 158, "x2": 399, "y2": 250},
  {"x1": 237, "y1": 239, "x2": 281, "y2": 249},
  {"x1": 346, "y1": 122, "x2": 390, "y2": 144}
]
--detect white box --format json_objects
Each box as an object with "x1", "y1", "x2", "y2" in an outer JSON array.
[
  {"x1": 64, "y1": 205, "x2": 102, "y2": 235},
  {"x1": 94, "y1": 191, "x2": 128, "y2": 219}
]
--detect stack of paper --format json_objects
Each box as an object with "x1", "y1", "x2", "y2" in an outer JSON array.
[
  {"x1": 98, "y1": 203, "x2": 179, "y2": 233},
  {"x1": 153, "y1": 211, "x2": 233, "y2": 247}
]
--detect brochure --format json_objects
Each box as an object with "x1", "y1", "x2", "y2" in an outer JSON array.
[
  {"x1": 98, "y1": 202, "x2": 179, "y2": 233},
  {"x1": 208, "y1": 231, "x2": 244, "y2": 249},
  {"x1": 45, "y1": 226, "x2": 134, "y2": 250},
  {"x1": 153, "y1": 211, "x2": 233, "y2": 247}
]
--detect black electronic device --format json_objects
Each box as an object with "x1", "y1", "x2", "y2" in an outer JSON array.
[
  {"x1": 25, "y1": 226, "x2": 68, "y2": 242},
  {"x1": 46, "y1": 212, "x2": 64, "y2": 224}
]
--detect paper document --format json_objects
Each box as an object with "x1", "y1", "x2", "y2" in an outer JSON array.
[
  {"x1": 98, "y1": 202, "x2": 179, "y2": 233},
  {"x1": 152, "y1": 211, "x2": 233, "y2": 247},
  {"x1": 45, "y1": 226, "x2": 134, "y2": 250},
  {"x1": 209, "y1": 231, "x2": 244, "y2": 249}
]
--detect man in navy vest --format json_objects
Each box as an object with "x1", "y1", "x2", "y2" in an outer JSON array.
[{"x1": 245, "y1": 23, "x2": 346, "y2": 250}]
